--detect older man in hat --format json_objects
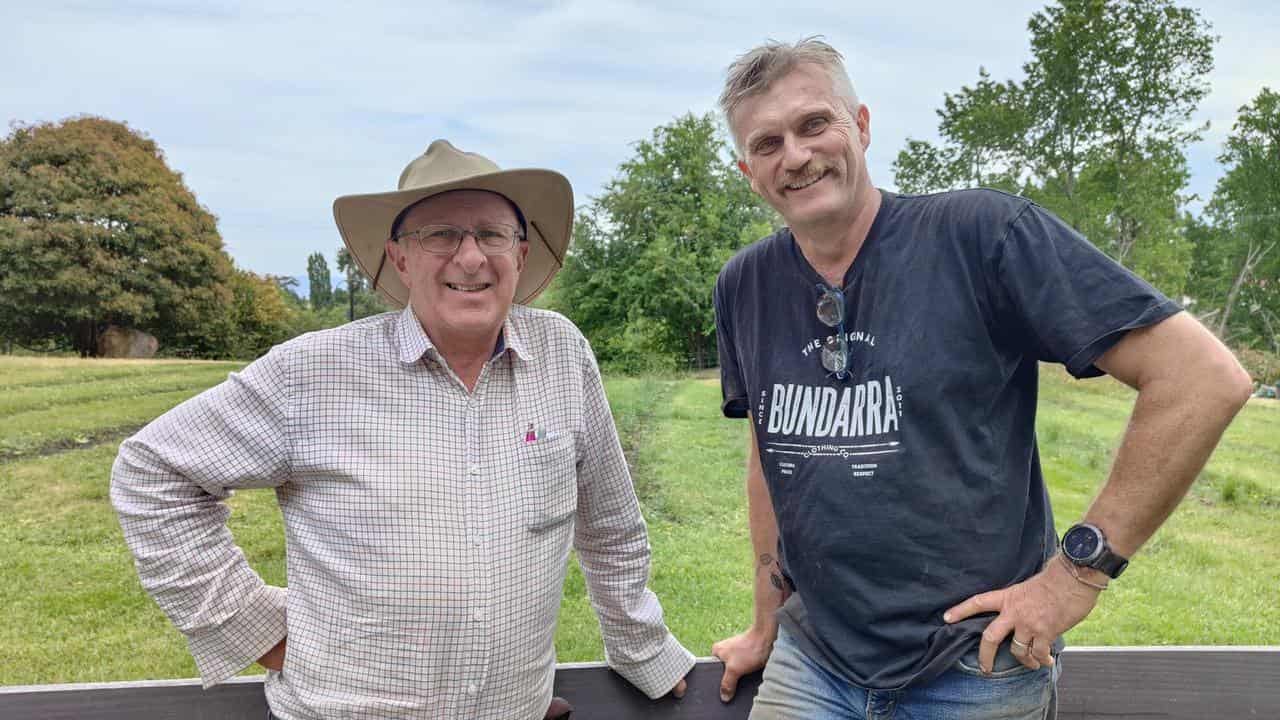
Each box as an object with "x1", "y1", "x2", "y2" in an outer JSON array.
[{"x1": 112, "y1": 141, "x2": 694, "y2": 720}]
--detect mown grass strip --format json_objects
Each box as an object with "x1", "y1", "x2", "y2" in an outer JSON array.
[
  {"x1": 0, "y1": 357, "x2": 240, "y2": 390},
  {"x1": 0, "y1": 366, "x2": 236, "y2": 416},
  {"x1": 0, "y1": 388, "x2": 220, "y2": 458}
]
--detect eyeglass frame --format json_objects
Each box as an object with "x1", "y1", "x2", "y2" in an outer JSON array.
[
  {"x1": 815, "y1": 283, "x2": 851, "y2": 380},
  {"x1": 392, "y1": 222, "x2": 526, "y2": 256}
]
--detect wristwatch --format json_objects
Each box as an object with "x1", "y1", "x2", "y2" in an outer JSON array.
[{"x1": 1061, "y1": 523, "x2": 1129, "y2": 579}]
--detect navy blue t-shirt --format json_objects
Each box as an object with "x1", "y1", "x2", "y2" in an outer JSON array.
[{"x1": 714, "y1": 189, "x2": 1180, "y2": 690}]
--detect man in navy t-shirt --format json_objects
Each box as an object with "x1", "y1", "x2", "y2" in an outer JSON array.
[{"x1": 709, "y1": 38, "x2": 1252, "y2": 720}]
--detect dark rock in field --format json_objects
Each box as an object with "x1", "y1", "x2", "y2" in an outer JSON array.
[{"x1": 98, "y1": 326, "x2": 159, "y2": 358}]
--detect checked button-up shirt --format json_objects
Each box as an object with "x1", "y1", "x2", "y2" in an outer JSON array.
[{"x1": 112, "y1": 305, "x2": 694, "y2": 720}]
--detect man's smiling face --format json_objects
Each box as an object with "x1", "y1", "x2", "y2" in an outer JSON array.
[
  {"x1": 386, "y1": 189, "x2": 527, "y2": 348},
  {"x1": 734, "y1": 62, "x2": 873, "y2": 230}
]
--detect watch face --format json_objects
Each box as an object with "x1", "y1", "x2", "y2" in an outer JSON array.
[{"x1": 1063, "y1": 525, "x2": 1101, "y2": 562}]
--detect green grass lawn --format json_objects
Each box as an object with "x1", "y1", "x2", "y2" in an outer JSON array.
[{"x1": 0, "y1": 358, "x2": 1276, "y2": 685}]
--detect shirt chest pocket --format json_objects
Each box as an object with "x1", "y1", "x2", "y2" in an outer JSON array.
[{"x1": 518, "y1": 437, "x2": 578, "y2": 532}]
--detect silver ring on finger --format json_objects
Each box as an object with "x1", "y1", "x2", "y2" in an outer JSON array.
[{"x1": 1010, "y1": 637, "x2": 1031, "y2": 653}]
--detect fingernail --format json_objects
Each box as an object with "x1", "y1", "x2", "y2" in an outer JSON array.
[
  {"x1": 943, "y1": 612, "x2": 952, "y2": 622},
  {"x1": 720, "y1": 692, "x2": 731, "y2": 703}
]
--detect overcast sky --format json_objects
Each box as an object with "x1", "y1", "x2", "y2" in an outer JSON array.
[{"x1": 5, "y1": 1, "x2": 1277, "y2": 291}]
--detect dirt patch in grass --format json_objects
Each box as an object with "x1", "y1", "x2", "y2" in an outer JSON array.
[{"x1": 0, "y1": 424, "x2": 143, "y2": 462}]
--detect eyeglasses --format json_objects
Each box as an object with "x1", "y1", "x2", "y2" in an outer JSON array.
[
  {"x1": 394, "y1": 223, "x2": 524, "y2": 256},
  {"x1": 816, "y1": 283, "x2": 850, "y2": 380}
]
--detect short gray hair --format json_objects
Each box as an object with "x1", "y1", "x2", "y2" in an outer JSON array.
[{"x1": 719, "y1": 36, "x2": 859, "y2": 155}]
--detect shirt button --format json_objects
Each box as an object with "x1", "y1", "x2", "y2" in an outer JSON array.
[
  {"x1": 472, "y1": 609, "x2": 486, "y2": 622},
  {"x1": 468, "y1": 464, "x2": 480, "y2": 476},
  {"x1": 467, "y1": 684, "x2": 478, "y2": 695}
]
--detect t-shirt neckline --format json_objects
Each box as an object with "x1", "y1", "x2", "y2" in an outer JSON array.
[{"x1": 786, "y1": 189, "x2": 894, "y2": 290}]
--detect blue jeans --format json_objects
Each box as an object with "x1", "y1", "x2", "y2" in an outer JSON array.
[{"x1": 750, "y1": 625, "x2": 1058, "y2": 720}]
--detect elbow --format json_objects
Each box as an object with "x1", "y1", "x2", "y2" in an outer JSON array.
[
  {"x1": 1205, "y1": 350, "x2": 1254, "y2": 416},
  {"x1": 1151, "y1": 344, "x2": 1254, "y2": 421},
  {"x1": 109, "y1": 450, "x2": 139, "y2": 520},
  {"x1": 109, "y1": 437, "x2": 153, "y2": 516}
]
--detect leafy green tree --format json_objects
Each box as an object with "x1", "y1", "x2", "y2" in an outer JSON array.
[
  {"x1": 225, "y1": 269, "x2": 304, "y2": 359},
  {"x1": 548, "y1": 113, "x2": 774, "y2": 369},
  {"x1": 0, "y1": 116, "x2": 235, "y2": 356},
  {"x1": 307, "y1": 251, "x2": 333, "y2": 309},
  {"x1": 1029, "y1": 0, "x2": 1213, "y2": 281},
  {"x1": 894, "y1": 68, "x2": 1029, "y2": 194},
  {"x1": 892, "y1": 0, "x2": 1215, "y2": 296},
  {"x1": 1191, "y1": 88, "x2": 1280, "y2": 348}
]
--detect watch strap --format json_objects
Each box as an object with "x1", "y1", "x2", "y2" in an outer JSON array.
[{"x1": 1092, "y1": 551, "x2": 1129, "y2": 579}]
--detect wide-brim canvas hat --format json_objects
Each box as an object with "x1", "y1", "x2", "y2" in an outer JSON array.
[{"x1": 333, "y1": 139, "x2": 573, "y2": 308}]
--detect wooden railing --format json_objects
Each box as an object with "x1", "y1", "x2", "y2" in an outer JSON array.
[{"x1": 2, "y1": 648, "x2": 1277, "y2": 719}]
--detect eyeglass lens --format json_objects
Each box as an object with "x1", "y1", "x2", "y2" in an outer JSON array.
[{"x1": 408, "y1": 224, "x2": 519, "y2": 255}]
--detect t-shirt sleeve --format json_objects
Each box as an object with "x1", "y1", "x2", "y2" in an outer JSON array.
[
  {"x1": 714, "y1": 267, "x2": 750, "y2": 418},
  {"x1": 993, "y1": 202, "x2": 1181, "y2": 379}
]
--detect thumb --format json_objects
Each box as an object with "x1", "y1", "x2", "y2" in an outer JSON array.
[{"x1": 719, "y1": 665, "x2": 740, "y2": 703}]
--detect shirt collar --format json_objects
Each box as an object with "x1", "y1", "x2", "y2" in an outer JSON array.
[
  {"x1": 501, "y1": 307, "x2": 534, "y2": 363},
  {"x1": 394, "y1": 306, "x2": 434, "y2": 365},
  {"x1": 393, "y1": 305, "x2": 536, "y2": 365}
]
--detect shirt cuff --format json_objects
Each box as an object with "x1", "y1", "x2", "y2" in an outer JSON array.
[
  {"x1": 608, "y1": 633, "x2": 696, "y2": 700},
  {"x1": 187, "y1": 584, "x2": 288, "y2": 688}
]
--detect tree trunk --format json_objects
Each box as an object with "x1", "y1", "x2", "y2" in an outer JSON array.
[
  {"x1": 1216, "y1": 240, "x2": 1275, "y2": 339},
  {"x1": 348, "y1": 270, "x2": 356, "y2": 322}
]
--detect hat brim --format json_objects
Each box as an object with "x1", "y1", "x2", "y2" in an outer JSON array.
[{"x1": 332, "y1": 168, "x2": 573, "y2": 309}]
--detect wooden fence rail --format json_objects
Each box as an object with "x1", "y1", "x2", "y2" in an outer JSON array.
[{"x1": 2, "y1": 648, "x2": 1277, "y2": 719}]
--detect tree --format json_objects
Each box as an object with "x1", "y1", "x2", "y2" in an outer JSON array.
[
  {"x1": 893, "y1": 68, "x2": 1030, "y2": 194},
  {"x1": 547, "y1": 113, "x2": 774, "y2": 369},
  {"x1": 224, "y1": 269, "x2": 304, "y2": 359},
  {"x1": 307, "y1": 251, "x2": 333, "y2": 309},
  {"x1": 892, "y1": 0, "x2": 1215, "y2": 297},
  {"x1": 335, "y1": 247, "x2": 389, "y2": 322},
  {"x1": 0, "y1": 116, "x2": 235, "y2": 356},
  {"x1": 1190, "y1": 88, "x2": 1280, "y2": 348},
  {"x1": 1029, "y1": 0, "x2": 1213, "y2": 286}
]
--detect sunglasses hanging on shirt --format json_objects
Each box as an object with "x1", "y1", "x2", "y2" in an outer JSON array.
[{"x1": 815, "y1": 283, "x2": 851, "y2": 380}]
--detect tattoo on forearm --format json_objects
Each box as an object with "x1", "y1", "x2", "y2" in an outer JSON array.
[{"x1": 756, "y1": 553, "x2": 793, "y2": 601}]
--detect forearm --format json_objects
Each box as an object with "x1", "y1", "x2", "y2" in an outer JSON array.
[
  {"x1": 744, "y1": 426, "x2": 788, "y2": 637},
  {"x1": 1084, "y1": 372, "x2": 1248, "y2": 557}
]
